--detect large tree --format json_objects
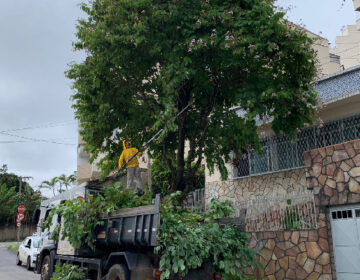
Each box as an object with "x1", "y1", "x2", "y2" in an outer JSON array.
[{"x1": 68, "y1": 0, "x2": 317, "y2": 194}]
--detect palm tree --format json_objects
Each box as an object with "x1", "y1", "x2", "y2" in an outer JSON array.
[
  {"x1": 57, "y1": 174, "x2": 76, "y2": 191},
  {"x1": 40, "y1": 177, "x2": 58, "y2": 196}
]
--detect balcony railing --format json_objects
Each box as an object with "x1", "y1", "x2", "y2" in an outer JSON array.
[{"x1": 233, "y1": 113, "x2": 360, "y2": 178}]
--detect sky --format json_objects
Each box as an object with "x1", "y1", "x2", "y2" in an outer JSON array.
[
  {"x1": 0, "y1": 0, "x2": 357, "y2": 197},
  {"x1": 276, "y1": 0, "x2": 358, "y2": 46}
]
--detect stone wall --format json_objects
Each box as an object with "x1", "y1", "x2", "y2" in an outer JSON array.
[
  {"x1": 302, "y1": 138, "x2": 360, "y2": 279},
  {"x1": 304, "y1": 139, "x2": 360, "y2": 206},
  {"x1": 246, "y1": 229, "x2": 332, "y2": 280},
  {"x1": 205, "y1": 168, "x2": 309, "y2": 203},
  {"x1": 207, "y1": 139, "x2": 360, "y2": 279}
]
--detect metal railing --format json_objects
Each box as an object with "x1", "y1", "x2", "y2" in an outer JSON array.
[
  {"x1": 184, "y1": 188, "x2": 206, "y2": 213},
  {"x1": 187, "y1": 189, "x2": 317, "y2": 231},
  {"x1": 234, "y1": 192, "x2": 318, "y2": 232},
  {"x1": 233, "y1": 113, "x2": 360, "y2": 178}
]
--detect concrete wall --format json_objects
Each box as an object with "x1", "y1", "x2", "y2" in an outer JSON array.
[
  {"x1": 331, "y1": 19, "x2": 360, "y2": 69},
  {"x1": 0, "y1": 224, "x2": 36, "y2": 242},
  {"x1": 305, "y1": 32, "x2": 340, "y2": 77}
]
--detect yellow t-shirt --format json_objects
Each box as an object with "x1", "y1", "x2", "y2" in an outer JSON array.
[{"x1": 118, "y1": 147, "x2": 143, "y2": 168}]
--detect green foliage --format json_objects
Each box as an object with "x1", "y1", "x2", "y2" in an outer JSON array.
[
  {"x1": 40, "y1": 174, "x2": 76, "y2": 196},
  {"x1": 103, "y1": 182, "x2": 153, "y2": 212},
  {"x1": 0, "y1": 165, "x2": 41, "y2": 225},
  {"x1": 283, "y1": 199, "x2": 300, "y2": 230},
  {"x1": 151, "y1": 157, "x2": 205, "y2": 196},
  {"x1": 51, "y1": 264, "x2": 87, "y2": 280},
  {"x1": 68, "y1": 0, "x2": 318, "y2": 193},
  {"x1": 156, "y1": 192, "x2": 257, "y2": 279},
  {"x1": 51, "y1": 224, "x2": 61, "y2": 243},
  {"x1": 0, "y1": 165, "x2": 32, "y2": 194},
  {"x1": 0, "y1": 184, "x2": 17, "y2": 224},
  {"x1": 203, "y1": 199, "x2": 233, "y2": 222},
  {"x1": 7, "y1": 244, "x2": 19, "y2": 253},
  {"x1": 44, "y1": 183, "x2": 152, "y2": 250},
  {"x1": 40, "y1": 177, "x2": 58, "y2": 196},
  {"x1": 44, "y1": 195, "x2": 106, "y2": 250}
]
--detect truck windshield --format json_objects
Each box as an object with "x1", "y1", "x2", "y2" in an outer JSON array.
[{"x1": 33, "y1": 238, "x2": 40, "y2": 248}]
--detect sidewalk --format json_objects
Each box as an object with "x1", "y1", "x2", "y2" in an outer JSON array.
[{"x1": 0, "y1": 242, "x2": 21, "y2": 249}]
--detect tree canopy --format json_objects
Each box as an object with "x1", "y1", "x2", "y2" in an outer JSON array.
[
  {"x1": 0, "y1": 164, "x2": 41, "y2": 224},
  {"x1": 68, "y1": 0, "x2": 317, "y2": 193}
]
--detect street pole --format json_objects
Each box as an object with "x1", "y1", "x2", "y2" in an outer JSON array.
[
  {"x1": 17, "y1": 176, "x2": 33, "y2": 241},
  {"x1": 17, "y1": 176, "x2": 22, "y2": 241}
]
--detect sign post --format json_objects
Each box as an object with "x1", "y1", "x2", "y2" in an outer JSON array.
[
  {"x1": 17, "y1": 176, "x2": 32, "y2": 241},
  {"x1": 16, "y1": 205, "x2": 26, "y2": 241}
]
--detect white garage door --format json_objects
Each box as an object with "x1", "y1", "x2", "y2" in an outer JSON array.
[{"x1": 330, "y1": 205, "x2": 360, "y2": 280}]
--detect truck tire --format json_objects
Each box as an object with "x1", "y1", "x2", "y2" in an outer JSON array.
[
  {"x1": 41, "y1": 255, "x2": 51, "y2": 280},
  {"x1": 106, "y1": 264, "x2": 130, "y2": 280}
]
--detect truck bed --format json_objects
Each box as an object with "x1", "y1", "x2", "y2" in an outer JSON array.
[{"x1": 96, "y1": 194, "x2": 161, "y2": 248}]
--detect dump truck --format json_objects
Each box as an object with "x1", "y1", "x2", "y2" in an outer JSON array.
[{"x1": 35, "y1": 192, "x2": 222, "y2": 280}]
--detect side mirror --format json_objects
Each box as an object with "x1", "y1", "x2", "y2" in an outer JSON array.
[
  {"x1": 25, "y1": 245, "x2": 30, "y2": 249},
  {"x1": 32, "y1": 209, "x2": 41, "y2": 225}
]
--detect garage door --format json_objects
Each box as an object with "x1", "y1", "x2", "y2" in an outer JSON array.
[{"x1": 330, "y1": 205, "x2": 360, "y2": 280}]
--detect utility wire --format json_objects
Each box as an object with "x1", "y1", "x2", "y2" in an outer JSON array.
[
  {"x1": 0, "y1": 140, "x2": 32, "y2": 144},
  {"x1": 0, "y1": 120, "x2": 77, "y2": 133},
  {"x1": 0, "y1": 131, "x2": 76, "y2": 146}
]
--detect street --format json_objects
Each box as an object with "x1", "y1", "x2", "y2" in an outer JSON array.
[{"x1": 0, "y1": 247, "x2": 39, "y2": 280}]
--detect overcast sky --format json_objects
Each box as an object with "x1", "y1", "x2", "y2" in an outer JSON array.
[{"x1": 0, "y1": 0, "x2": 357, "y2": 197}]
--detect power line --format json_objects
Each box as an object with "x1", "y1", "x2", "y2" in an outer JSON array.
[
  {"x1": 0, "y1": 140, "x2": 32, "y2": 143},
  {"x1": 0, "y1": 120, "x2": 77, "y2": 133},
  {"x1": 0, "y1": 131, "x2": 76, "y2": 146}
]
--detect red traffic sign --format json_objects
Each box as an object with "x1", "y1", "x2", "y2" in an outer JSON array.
[
  {"x1": 16, "y1": 213, "x2": 24, "y2": 222},
  {"x1": 18, "y1": 205, "x2": 26, "y2": 213},
  {"x1": 16, "y1": 222, "x2": 21, "y2": 227}
]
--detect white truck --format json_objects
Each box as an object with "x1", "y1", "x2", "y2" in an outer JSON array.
[{"x1": 33, "y1": 181, "x2": 221, "y2": 280}]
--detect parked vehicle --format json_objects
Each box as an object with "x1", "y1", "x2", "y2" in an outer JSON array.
[{"x1": 16, "y1": 235, "x2": 41, "y2": 270}]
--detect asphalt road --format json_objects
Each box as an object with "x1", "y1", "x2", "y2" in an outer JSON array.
[{"x1": 0, "y1": 247, "x2": 39, "y2": 280}]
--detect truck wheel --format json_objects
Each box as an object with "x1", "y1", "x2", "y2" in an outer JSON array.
[
  {"x1": 41, "y1": 255, "x2": 51, "y2": 280},
  {"x1": 26, "y1": 256, "x2": 32, "y2": 270},
  {"x1": 16, "y1": 253, "x2": 22, "y2": 266},
  {"x1": 106, "y1": 264, "x2": 130, "y2": 280}
]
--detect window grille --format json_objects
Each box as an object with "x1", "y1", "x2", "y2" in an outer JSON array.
[{"x1": 233, "y1": 114, "x2": 360, "y2": 178}]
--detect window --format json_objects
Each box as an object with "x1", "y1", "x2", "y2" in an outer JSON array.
[
  {"x1": 331, "y1": 210, "x2": 353, "y2": 220},
  {"x1": 233, "y1": 114, "x2": 360, "y2": 178},
  {"x1": 355, "y1": 209, "x2": 360, "y2": 218},
  {"x1": 32, "y1": 238, "x2": 40, "y2": 248}
]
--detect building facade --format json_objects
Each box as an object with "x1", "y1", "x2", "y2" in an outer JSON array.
[{"x1": 204, "y1": 6, "x2": 360, "y2": 279}]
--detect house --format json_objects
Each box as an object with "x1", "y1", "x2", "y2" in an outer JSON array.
[{"x1": 204, "y1": 7, "x2": 360, "y2": 280}]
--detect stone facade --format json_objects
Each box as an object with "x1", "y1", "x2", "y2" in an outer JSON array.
[
  {"x1": 243, "y1": 139, "x2": 360, "y2": 279},
  {"x1": 205, "y1": 168, "x2": 309, "y2": 203},
  {"x1": 208, "y1": 138, "x2": 360, "y2": 279},
  {"x1": 304, "y1": 139, "x2": 360, "y2": 206},
  {"x1": 246, "y1": 229, "x2": 332, "y2": 280}
]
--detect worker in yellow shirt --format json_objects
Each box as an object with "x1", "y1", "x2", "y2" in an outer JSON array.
[{"x1": 118, "y1": 139, "x2": 144, "y2": 193}]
